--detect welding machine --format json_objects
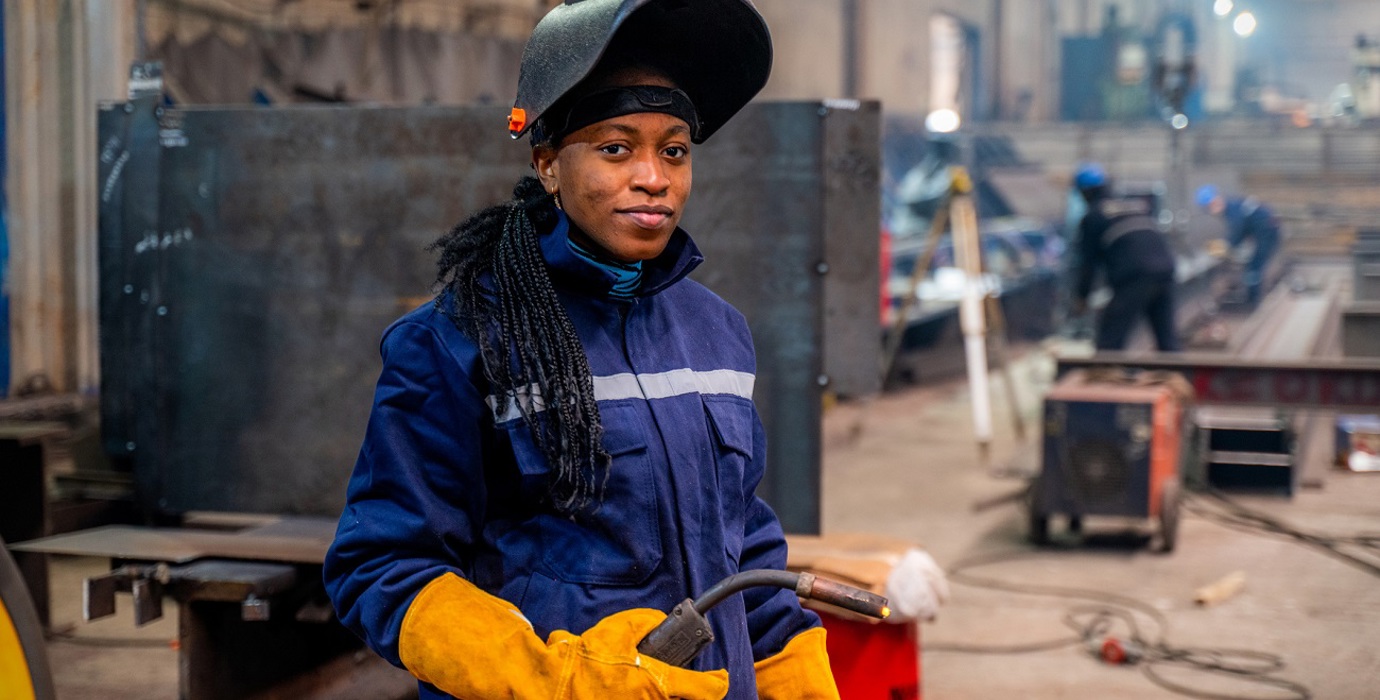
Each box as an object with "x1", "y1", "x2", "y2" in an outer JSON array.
[{"x1": 1028, "y1": 369, "x2": 1192, "y2": 551}]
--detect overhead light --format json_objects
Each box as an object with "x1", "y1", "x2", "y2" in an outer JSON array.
[
  {"x1": 1234, "y1": 11, "x2": 1257, "y2": 37},
  {"x1": 925, "y1": 108, "x2": 961, "y2": 134},
  {"x1": 1171, "y1": 113, "x2": 1190, "y2": 130},
  {"x1": 1213, "y1": 0, "x2": 1233, "y2": 17}
]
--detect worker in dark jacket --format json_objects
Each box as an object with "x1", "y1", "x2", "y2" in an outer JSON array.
[
  {"x1": 323, "y1": 2, "x2": 837, "y2": 699},
  {"x1": 1072, "y1": 164, "x2": 1181, "y2": 352},
  {"x1": 1196, "y1": 184, "x2": 1281, "y2": 304}
]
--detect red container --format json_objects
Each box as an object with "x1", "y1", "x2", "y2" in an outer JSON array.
[{"x1": 821, "y1": 612, "x2": 921, "y2": 700}]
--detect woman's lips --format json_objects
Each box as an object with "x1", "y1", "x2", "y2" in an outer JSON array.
[
  {"x1": 620, "y1": 207, "x2": 673, "y2": 230},
  {"x1": 623, "y1": 211, "x2": 670, "y2": 229}
]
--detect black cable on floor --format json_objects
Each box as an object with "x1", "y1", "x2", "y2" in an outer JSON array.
[
  {"x1": 927, "y1": 550, "x2": 1311, "y2": 700},
  {"x1": 1186, "y1": 490, "x2": 1380, "y2": 578}
]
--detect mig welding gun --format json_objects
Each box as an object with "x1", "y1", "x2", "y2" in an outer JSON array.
[{"x1": 638, "y1": 570, "x2": 891, "y2": 667}]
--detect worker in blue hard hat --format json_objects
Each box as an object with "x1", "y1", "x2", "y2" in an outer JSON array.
[
  {"x1": 1055, "y1": 162, "x2": 1104, "y2": 339},
  {"x1": 323, "y1": 2, "x2": 839, "y2": 699},
  {"x1": 1072, "y1": 164, "x2": 1181, "y2": 352},
  {"x1": 1196, "y1": 184, "x2": 1281, "y2": 305}
]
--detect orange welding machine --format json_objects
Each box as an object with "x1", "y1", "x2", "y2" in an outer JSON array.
[{"x1": 1028, "y1": 369, "x2": 1193, "y2": 551}]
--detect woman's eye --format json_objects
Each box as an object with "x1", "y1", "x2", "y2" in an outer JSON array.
[
  {"x1": 600, "y1": 144, "x2": 629, "y2": 156},
  {"x1": 663, "y1": 146, "x2": 688, "y2": 158}
]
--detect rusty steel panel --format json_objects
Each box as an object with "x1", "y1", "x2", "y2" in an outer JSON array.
[
  {"x1": 97, "y1": 101, "x2": 882, "y2": 528},
  {"x1": 820, "y1": 100, "x2": 883, "y2": 400},
  {"x1": 99, "y1": 103, "x2": 530, "y2": 516},
  {"x1": 685, "y1": 101, "x2": 880, "y2": 534}
]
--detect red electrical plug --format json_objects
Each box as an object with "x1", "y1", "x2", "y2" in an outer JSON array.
[{"x1": 1096, "y1": 636, "x2": 1144, "y2": 665}]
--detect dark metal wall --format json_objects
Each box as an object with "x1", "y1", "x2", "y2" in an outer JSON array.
[{"x1": 98, "y1": 99, "x2": 880, "y2": 533}]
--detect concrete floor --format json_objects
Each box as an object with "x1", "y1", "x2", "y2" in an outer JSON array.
[
  {"x1": 822, "y1": 348, "x2": 1380, "y2": 699},
  {"x1": 34, "y1": 346, "x2": 1380, "y2": 699}
]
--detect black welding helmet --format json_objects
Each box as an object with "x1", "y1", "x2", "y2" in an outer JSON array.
[{"x1": 508, "y1": 0, "x2": 773, "y2": 145}]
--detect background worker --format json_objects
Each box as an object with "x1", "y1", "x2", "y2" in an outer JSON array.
[
  {"x1": 1057, "y1": 163, "x2": 1094, "y2": 339},
  {"x1": 1196, "y1": 184, "x2": 1282, "y2": 304},
  {"x1": 323, "y1": 1, "x2": 839, "y2": 699},
  {"x1": 1072, "y1": 163, "x2": 1182, "y2": 352}
]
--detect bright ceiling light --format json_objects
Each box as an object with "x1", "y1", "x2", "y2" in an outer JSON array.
[
  {"x1": 1213, "y1": 0, "x2": 1233, "y2": 17},
  {"x1": 925, "y1": 108, "x2": 961, "y2": 134},
  {"x1": 1233, "y1": 11, "x2": 1257, "y2": 37}
]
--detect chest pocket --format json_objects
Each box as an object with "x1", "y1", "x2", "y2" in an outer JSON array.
[
  {"x1": 502, "y1": 401, "x2": 663, "y2": 585},
  {"x1": 703, "y1": 395, "x2": 753, "y2": 564}
]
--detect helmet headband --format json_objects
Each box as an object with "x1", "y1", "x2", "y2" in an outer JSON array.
[{"x1": 534, "y1": 86, "x2": 701, "y2": 145}]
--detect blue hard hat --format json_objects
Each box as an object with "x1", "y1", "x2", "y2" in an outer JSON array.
[
  {"x1": 1074, "y1": 163, "x2": 1107, "y2": 190},
  {"x1": 1195, "y1": 184, "x2": 1220, "y2": 209}
]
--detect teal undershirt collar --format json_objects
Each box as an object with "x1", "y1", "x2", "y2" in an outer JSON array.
[{"x1": 566, "y1": 236, "x2": 643, "y2": 300}]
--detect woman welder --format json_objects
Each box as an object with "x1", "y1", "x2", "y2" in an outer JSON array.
[{"x1": 322, "y1": 1, "x2": 840, "y2": 698}]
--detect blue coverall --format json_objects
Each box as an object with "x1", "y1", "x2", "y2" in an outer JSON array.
[
  {"x1": 1222, "y1": 196, "x2": 1281, "y2": 304},
  {"x1": 323, "y1": 210, "x2": 820, "y2": 699}
]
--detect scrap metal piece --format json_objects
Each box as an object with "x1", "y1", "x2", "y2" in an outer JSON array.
[
  {"x1": 241, "y1": 595, "x2": 270, "y2": 622},
  {"x1": 81, "y1": 559, "x2": 299, "y2": 628},
  {"x1": 83, "y1": 571, "x2": 120, "y2": 622},
  {"x1": 131, "y1": 577, "x2": 164, "y2": 626}
]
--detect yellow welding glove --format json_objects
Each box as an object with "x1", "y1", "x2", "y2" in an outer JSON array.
[
  {"x1": 399, "y1": 572, "x2": 730, "y2": 700},
  {"x1": 752, "y1": 627, "x2": 841, "y2": 700}
]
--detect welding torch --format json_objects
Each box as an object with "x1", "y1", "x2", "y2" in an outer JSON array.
[{"x1": 637, "y1": 570, "x2": 891, "y2": 667}]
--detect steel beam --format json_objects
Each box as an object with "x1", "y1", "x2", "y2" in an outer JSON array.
[{"x1": 1056, "y1": 353, "x2": 1380, "y2": 412}]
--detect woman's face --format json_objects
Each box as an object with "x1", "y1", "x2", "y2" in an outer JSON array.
[{"x1": 532, "y1": 75, "x2": 692, "y2": 263}]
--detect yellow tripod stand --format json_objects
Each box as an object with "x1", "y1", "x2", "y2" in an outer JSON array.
[{"x1": 877, "y1": 167, "x2": 1026, "y2": 461}]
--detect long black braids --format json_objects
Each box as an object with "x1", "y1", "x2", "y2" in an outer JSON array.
[{"x1": 431, "y1": 176, "x2": 610, "y2": 516}]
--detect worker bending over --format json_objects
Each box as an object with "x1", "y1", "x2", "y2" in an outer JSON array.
[
  {"x1": 323, "y1": 1, "x2": 838, "y2": 698},
  {"x1": 1072, "y1": 164, "x2": 1181, "y2": 352},
  {"x1": 1196, "y1": 184, "x2": 1281, "y2": 305}
]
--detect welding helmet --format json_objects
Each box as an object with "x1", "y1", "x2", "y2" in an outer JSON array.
[
  {"x1": 508, "y1": 0, "x2": 772, "y2": 145},
  {"x1": 1073, "y1": 162, "x2": 1108, "y2": 191},
  {"x1": 1195, "y1": 184, "x2": 1220, "y2": 209}
]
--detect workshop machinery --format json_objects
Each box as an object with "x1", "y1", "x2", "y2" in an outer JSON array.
[{"x1": 1029, "y1": 369, "x2": 1191, "y2": 551}]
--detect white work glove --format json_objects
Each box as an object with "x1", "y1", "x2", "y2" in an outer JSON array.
[{"x1": 883, "y1": 549, "x2": 951, "y2": 622}]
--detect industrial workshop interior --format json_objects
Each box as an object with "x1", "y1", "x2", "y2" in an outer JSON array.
[{"x1": 4, "y1": 0, "x2": 1380, "y2": 698}]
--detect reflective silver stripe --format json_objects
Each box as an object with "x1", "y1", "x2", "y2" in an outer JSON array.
[
  {"x1": 488, "y1": 369, "x2": 755, "y2": 423},
  {"x1": 487, "y1": 384, "x2": 545, "y2": 424},
  {"x1": 600, "y1": 368, "x2": 755, "y2": 401}
]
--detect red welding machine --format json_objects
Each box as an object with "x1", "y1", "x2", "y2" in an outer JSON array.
[{"x1": 1028, "y1": 369, "x2": 1193, "y2": 551}]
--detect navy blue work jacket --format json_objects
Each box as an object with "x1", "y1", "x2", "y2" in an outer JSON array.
[
  {"x1": 1223, "y1": 196, "x2": 1281, "y2": 249},
  {"x1": 323, "y1": 211, "x2": 819, "y2": 699}
]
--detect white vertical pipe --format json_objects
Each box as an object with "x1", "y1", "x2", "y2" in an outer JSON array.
[{"x1": 950, "y1": 178, "x2": 992, "y2": 451}]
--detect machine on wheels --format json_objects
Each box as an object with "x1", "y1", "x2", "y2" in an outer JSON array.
[{"x1": 1028, "y1": 369, "x2": 1192, "y2": 552}]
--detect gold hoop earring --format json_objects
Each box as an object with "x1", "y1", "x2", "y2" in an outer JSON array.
[{"x1": 552, "y1": 191, "x2": 563, "y2": 210}]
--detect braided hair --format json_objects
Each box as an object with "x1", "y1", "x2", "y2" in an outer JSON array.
[{"x1": 431, "y1": 176, "x2": 610, "y2": 516}]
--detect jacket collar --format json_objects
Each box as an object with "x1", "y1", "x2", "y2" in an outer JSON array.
[{"x1": 539, "y1": 209, "x2": 703, "y2": 299}]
